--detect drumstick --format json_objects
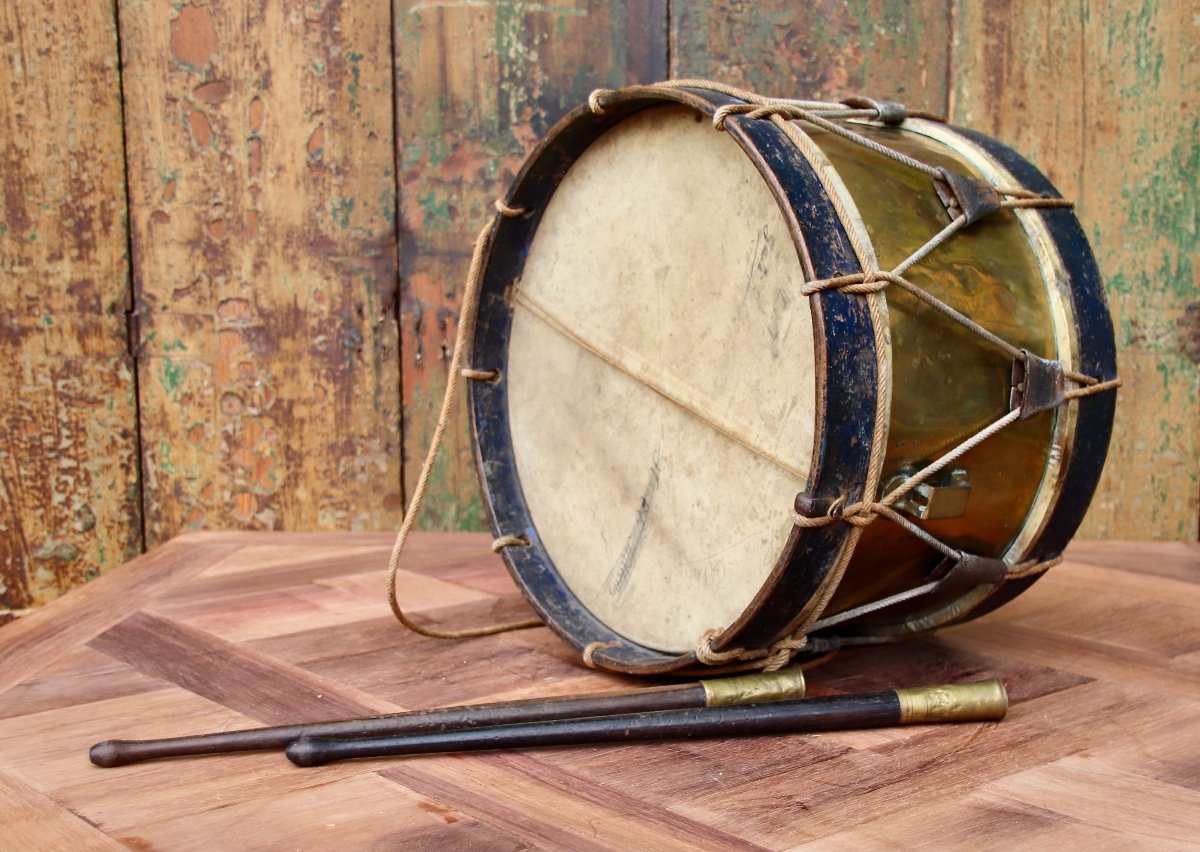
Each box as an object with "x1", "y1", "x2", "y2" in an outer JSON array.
[
  {"x1": 89, "y1": 668, "x2": 805, "y2": 767},
  {"x1": 286, "y1": 679, "x2": 1007, "y2": 767}
]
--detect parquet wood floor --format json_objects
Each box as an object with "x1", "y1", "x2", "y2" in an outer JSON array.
[{"x1": 1, "y1": 533, "x2": 1197, "y2": 849}]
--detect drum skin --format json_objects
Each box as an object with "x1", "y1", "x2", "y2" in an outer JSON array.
[{"x1": 468, "y1": 85, "x2": 1117, "y2": 674}]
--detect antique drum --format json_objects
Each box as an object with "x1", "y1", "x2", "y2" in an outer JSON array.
[{"x1": 460, "y1": 82, "x2": 1118, "y2": 675}]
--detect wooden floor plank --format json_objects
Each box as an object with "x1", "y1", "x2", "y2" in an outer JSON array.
[
  {"x1": 668, "y1": 682, "x2": 1170, "y2": 847},
  {"x1": 0, "y1": 538, "x2": 243, "y2": 695},
  {"x1": 0, "y1": 766, "x2": 124, "y2": 852},
  {"x1": 87, "y1": 611, "x2": 397, "y2": 723},
  {"x1": 1066, "y1": 540, "x2": 1200, "y2": 582},
  {"x1": 940, "y1": 620, "x2": 1200, "y2": 699},
  {"x1": 0, "y1": 689, "x2": 408, "y2": 833},
  {"x1": 119, "y1": 773, "x2": 530, "y2": 852},
  {"x1": 785, "y1": 788, "x2": 1137, "y2": 851},
  {"x1": 984, "y1": 754, "x2": 1200, "y2": 846},
  {"x1": 0, "y1": 659, "x2": 162, "y2": 722}
]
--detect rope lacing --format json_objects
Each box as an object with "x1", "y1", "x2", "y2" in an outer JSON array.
[{"x1": 587, "y1": 80, "x2": 1120, "y2": 672}]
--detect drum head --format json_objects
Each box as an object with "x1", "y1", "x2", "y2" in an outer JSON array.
[{"x1": 506, "y1": 105, "x2": 815, "y2": 653}]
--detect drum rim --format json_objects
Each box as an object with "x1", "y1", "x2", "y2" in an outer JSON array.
[
  {"x1": 468, "y1": 85, "x2": 880, "y2": 673},
  {"x1": 928, "y1": 123, "x2": 1118, "y2": 623}
]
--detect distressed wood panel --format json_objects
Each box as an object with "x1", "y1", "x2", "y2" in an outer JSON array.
[
  {"x1": 0, "y1": 3, "x2": 141, "y2": 621},
  {"x1": 671, "y1": 0, "x2": 952, "y2": 111},
  {"x1": 119, "y1": 0, "x2": 402, "y2": 546},
  {"x1": 394, "y1": 0, "x2": 668, "y2": 530},
  {"x1": 952, "y1": 0, "x2": 1199, "y2": 539}
]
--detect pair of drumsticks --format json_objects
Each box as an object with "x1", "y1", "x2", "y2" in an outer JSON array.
[{"x1": 89, "y1": 670, "x2": 1007, "y2": 768}]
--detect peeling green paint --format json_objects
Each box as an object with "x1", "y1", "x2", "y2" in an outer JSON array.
[
  {"x1": 158, "y1": 358, "x2": 188, "y2": 395},
  {"x1": 418, "y1": 191, "x2": 451, "y2": 230},
  {"x1": 331, "y1": 197, "x2": 356, "y2": 228},
  {"x1": 158, "y1": 440, "x2": 177, "y2": 475},
  {"x1": 347, "y1": 51, "x2": 364, "y2": 115}
]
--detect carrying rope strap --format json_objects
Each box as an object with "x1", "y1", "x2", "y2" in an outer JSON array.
[
  {"x1": 590, "y1": 79, "x2": 1121, "y2": 672},
  {"x1": 385, "y1": 200, "x2": 543, "y2": 640}
]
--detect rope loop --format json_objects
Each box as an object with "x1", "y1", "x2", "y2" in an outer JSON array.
[
  {"x1": 1006, "y1": 555, "x2": 1063, "y2": 579},
  {"x1": 494, "y1": 199, "x2": 529, "y2": 218},
  {"x1": 761, "y1": 635, "x2": 808, "y2": 672},
  {"x1": 588, "y1": 88, "x2": 609, "y2": 114},
  {"x1": 694, "y1": 628, "x2": 763, "y2": 666},
  {"x1": 582, "y1": 640, "x2": 620, "y2": 669},
  {"x1": 491, "y1": 534, "x2": 530, "y2": 553},
  {"x1": 801, "y1": 271, "x2": 890, "y2": 297},
  {"x1": 692, "y1": 627, "x2": 811, "y2": 671},
  {"x1": 793, "y1": 498, "x2": 880, "y2": 529},
  {"x1": 461, "y1": 367, "x2": 500, "y2": 383},
  {"x1": 711, "y1": 103, "x2": 751, "y2": 130}
]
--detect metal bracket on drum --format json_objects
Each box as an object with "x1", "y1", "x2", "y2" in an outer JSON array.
[
  {"x1": 810, "y1": 550, "x2": 1009, "y2": 633},
  {"x1": 883, "y1": 468, "x2": 972, "y2": 522},
  {"x1": 839, "y1": 96, "x2": 907, "y2": 125},
  {"x1": 1010, "y1": 350, "x2": 1066, "y2": 420},
  {"x1": 934, "y1": 168, "x2": 1003, "y2": 226},
  {"x1": 793, "y1": 492, "x2": 842, "y2": 519}
]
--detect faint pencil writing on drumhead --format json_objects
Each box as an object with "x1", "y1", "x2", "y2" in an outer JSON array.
[{"x1": 606, "y1": 450, "x2": 663, "y2": 599}]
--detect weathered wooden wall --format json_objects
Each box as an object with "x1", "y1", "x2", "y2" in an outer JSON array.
[
  {"x1": 119, "y1": 0, "x2": 402, "y2": 548},
  {"x1": 0, "y1": 4, "x2": 142, "y2": 623},
  {"x1": 1, "y1": 0, "x2": 1196, "y2": 618}
]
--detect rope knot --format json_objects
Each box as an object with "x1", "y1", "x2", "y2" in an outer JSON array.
[
  {"x1": 712, "y1": 103, "x2": 754, "y2": 130},
  {"x1": 582, "y1": 640, "x2": 619, "y2": 669},
  {"x1": 694, "y1": 628, "x2": 811, "y2": 671},
  {"x1": 793, "y1": 497, "x2": 880, "y2": 529},
  {"x1": 761, "y1": 634, "x2": 808, "y2": 671},
  {"x1": 588, "y1": 89, "x2": 610, "y2": 114},
  {"x1": 494, "y1": 199, "x2": 529, "y2": 218},
  {"x1": 491, "y1": 534, "x2": 530, "y2": 553},
  {"x1": 694, "y1": 628, "x2": 758, "y2": 666},
  {"x1": 461, "y1": 367, "x2": 500, "y2": 383},
  {"x1": 801, "y1": 271, "x2": 890, "y2": 297}
]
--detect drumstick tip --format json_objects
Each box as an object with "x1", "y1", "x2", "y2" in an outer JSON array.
[
  {"x1": 286, "y1": 738, "x2": 327, "y2": 768},
  {"x1": 89, "y1": 740, "x2": 127, "y2": 768}
]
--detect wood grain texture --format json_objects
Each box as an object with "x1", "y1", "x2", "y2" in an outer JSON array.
[
  {"x1": 0, "y1": 2, "x2": 142, "y2": 619},
  {"x1": 394, "y1": 0, "x2": 667, "y2": 529},
  {"x1": 118, "y1": 0, "x2": 402, "y2": 547},
  {"x1": 0, "y1": 532, "x2": 1197, "y2": 849},
  {"x1": 0, "y1": 765, "x2": 124, "y2": 851},
  {"x1": 671, "y1": 0, "x2": 952, "y2": 113},
  {"x1": 951, "y1": 0, "x2": 1200, "y2": 539},
  {"x1": 0, "y1": 535, "x2": 241, "y2": 695}
]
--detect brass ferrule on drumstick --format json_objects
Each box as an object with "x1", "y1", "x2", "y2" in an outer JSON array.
[
  {"x1": 285, "y1": 679, "x2": 1007, "y2": 767},
  {"x1": 88, "y1": 668, "x2": 805, "y2": 767}
]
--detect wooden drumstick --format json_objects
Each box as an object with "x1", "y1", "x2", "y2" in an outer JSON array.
[
  {"x1": 286, "y1": 679, "x2": 1007, "y2": 767},
  {"x1": 89, "y1": 668, "x2": 804, "y2": 767}
]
